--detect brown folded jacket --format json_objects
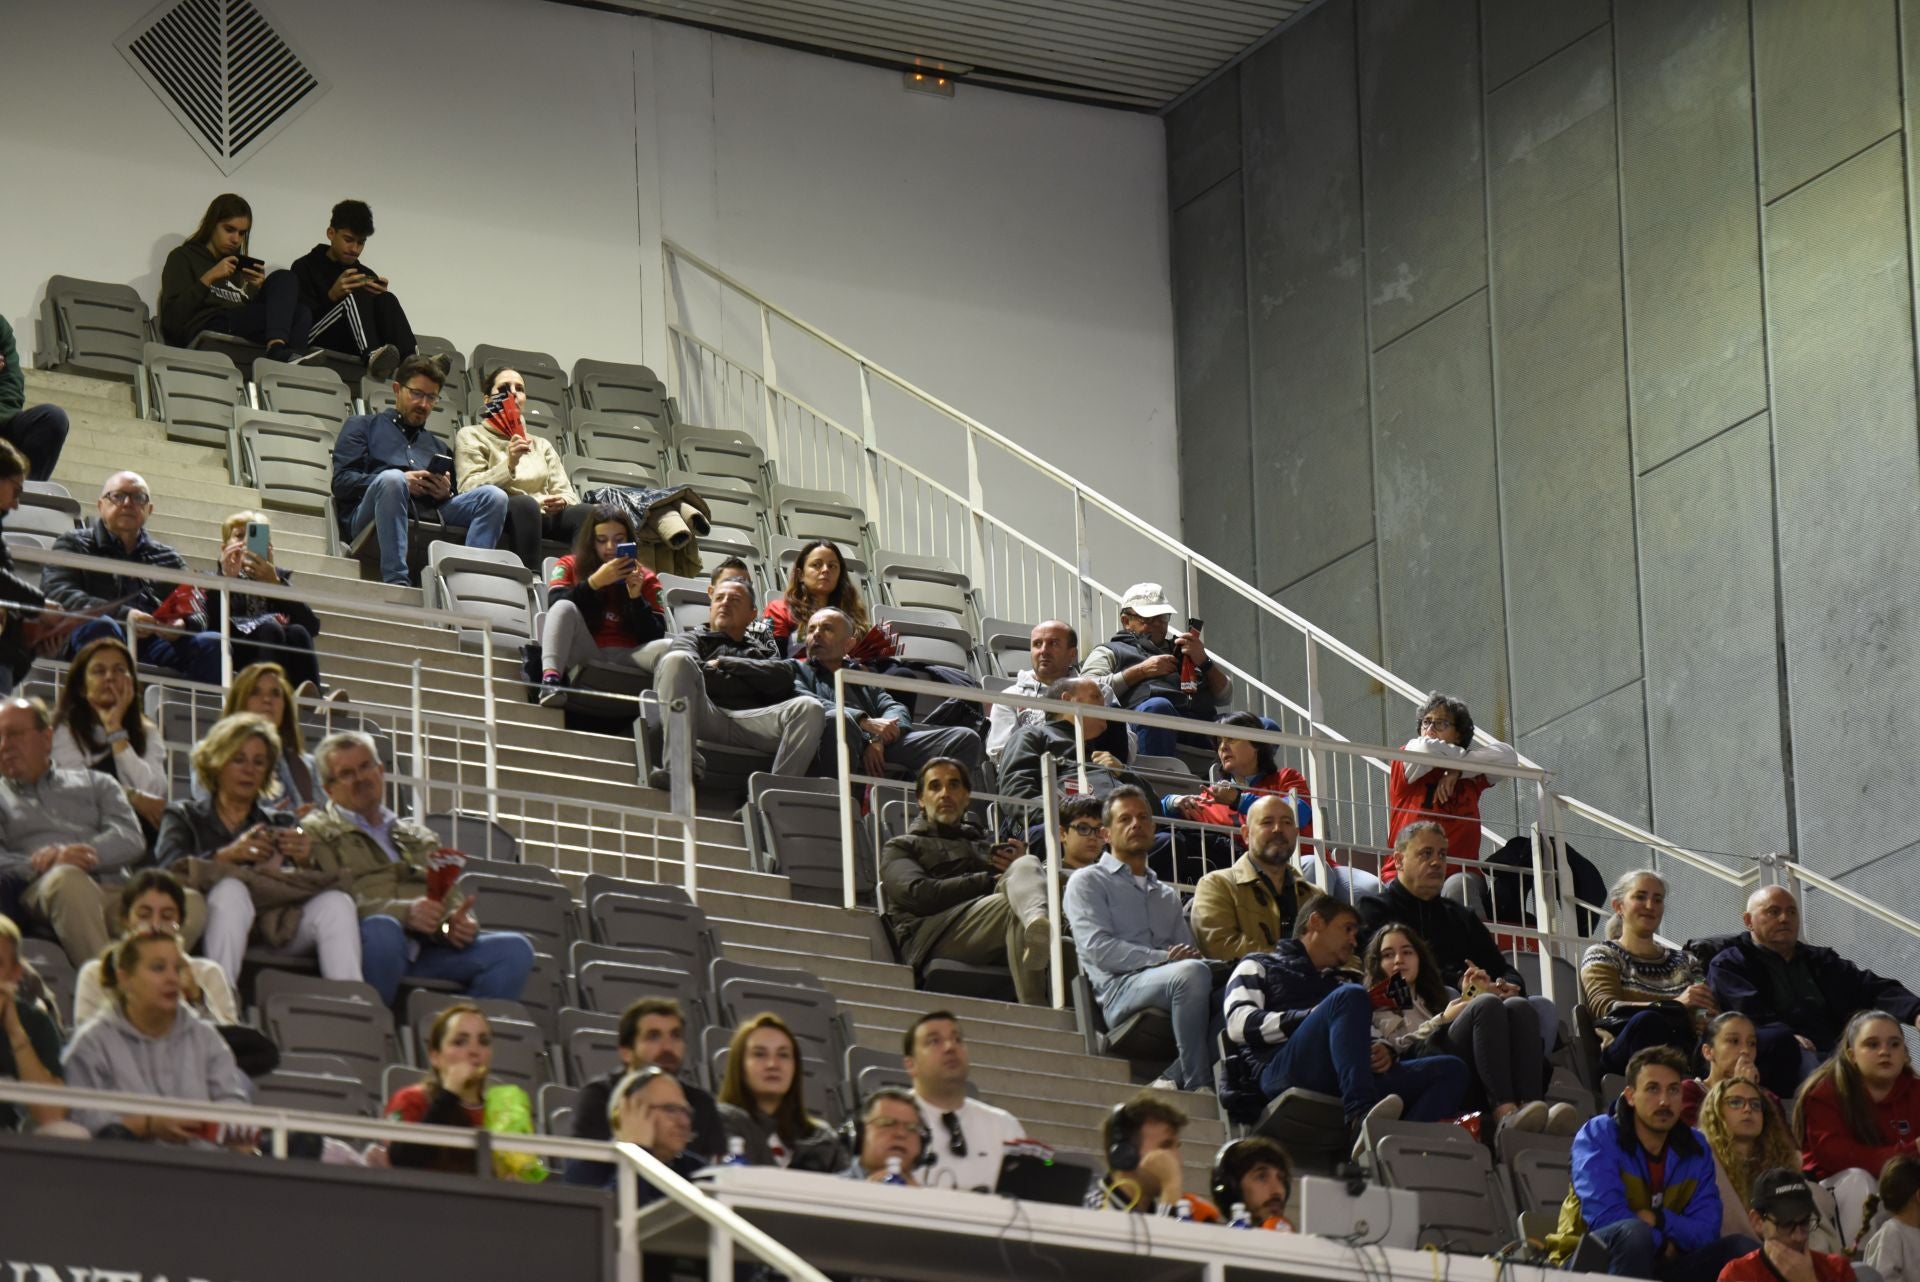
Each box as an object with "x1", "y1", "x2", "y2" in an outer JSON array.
[{"x1": 175, "y1": 859, "x2": 354, "y2": 949}]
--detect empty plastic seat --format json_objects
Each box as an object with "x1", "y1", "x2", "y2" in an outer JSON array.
[
  {"x1": 253, "y1": 1070, "x2": 366, "y2": 1116},
  {"x1": 575, "y1": 421, "x2": 671, "y2": 478},
  {"x1": 584, "y1": 889, "x2": 719, "y2": 976},
  {"x1": 235, "y1": 410, "x2": 335, "y2": 518},
  {"x1": 577, "y1": 958, "x2": 709, "y2": 1033},
  {"x1": 978, "y1": 618, "x2": 1035, "y2": 679},
  {"x1": 453, "y1": 871, "x2": 572, "y2": 956},
  {"x1": 257, "y1": 361, "x2": 353, "y2": 435},
  {"x1": 142, "y1": 341, "x2": 244, "y2": 448},
  {"x1": 772, "y1": 484, "x2": 868, "y2": 549},
  {"x1": 656, "y1": 572, "x2": 713, "y2": 633},
  {"x1": 539, "y1": 1081, "x2": 580, "y2": 1134},
  {"x1": 424, "y1": 543, "x2": 537, "y2": 651},
  {"x1": 875, "y1": 551, "x2": 974, "y2": 627},
  {"x1": 560, "y1": 1007, "x2": 623, "y2": 1087},
  {"x1": 1362, "y1": 1117, "x2": 1515, "y2": 1254},
  {"x1": 10, "y1": 486, "x2": 82, "y2": 541},
  {"x1": 1073, "y1": 970, "x2": 1175, "y2": 1064},
  {"x1": 469, "y1": 344, "x2": 567, "y2": 422},
  {"x1": 755, "y1": 785, "x2": 877, "y2": 906},
  {"x1": 571, "y1": 358, "x2": 667, "y2": 421},
  {"x1": 572, "y1": 410, "x2": 669, "y2": 473},
  {"x1": 1499, "y1": 1129, "x2": 1574, "y2": 1220},
  {"x1": 873, "y1": 606, "x2": 979, "y2": 676},
  {"x1": 424, "y1": 811, "x2": 520, "y2": 863},
  {"x1": 262, "y1": 991, "x2": 392, "y2": 1104},
  {"x1": 673, "y1": 426, "x2": 769, "y2": 501},
  {"x1": 564, "y1": 454, "x2": 660, "y2": 494},
  {"x1": 36, "y1": 276, "x2": 150, "y2": 382}
]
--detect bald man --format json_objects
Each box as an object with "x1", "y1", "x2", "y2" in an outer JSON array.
[
  {"x1": 1707, "y1": 885, "x2": 1920, "y2": 1096},
  {"x1": 44, "y1": 471, "x2": 223, "y2": 679},
  {"x1": 1190, "y1": 794, "x2": 1303, "y2": 962}
]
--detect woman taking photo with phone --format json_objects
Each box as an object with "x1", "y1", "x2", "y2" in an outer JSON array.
[
  {"x1": 536, "y1": 504, "x2": 667, "y2": 694},
  {"x1": 155, "y1": 712, "x2": 360, "y2": 989},
  {"x1": 205, "y1": 510, "x2": 325, "y2": 695},
  {"x1": 158, "y1": 193, "x2": 319, "y2": 362},
  {"x1": 456, "y1": 365, "x2": 593, "y2": 576}
]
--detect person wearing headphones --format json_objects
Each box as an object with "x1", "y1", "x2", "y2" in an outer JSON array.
[
  {"x1": 1086, "y1": 1091, "x2": 1222, "y2": 1219},
  {"x1": 1212, "y1": 1136, "x2": 1297, "y2": 1231},
  {"x1": 842, "y1": 1086, "x2": 929, "y2": 1184}
]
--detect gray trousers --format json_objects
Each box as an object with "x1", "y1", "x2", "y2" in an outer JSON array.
[
  {"x1": 817, "y1": 722, "x2": 985, "y2": 780},
  {"x1": 653, "y1": 651, "x2": 824, "y2": 776},
  {"x1": 541, "y1": 599, "x2": 603, "y2": 674},
  {"x1": 927, "y1": 853, "x2": 1051, "y2": 1004}
]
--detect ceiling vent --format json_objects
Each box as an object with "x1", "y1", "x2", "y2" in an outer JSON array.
[{"x1": 117, "y1": 0, "x2": 327, "y2": 175}]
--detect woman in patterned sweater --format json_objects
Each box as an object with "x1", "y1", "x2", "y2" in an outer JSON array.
[{"x1": 1580, "y1": 869, "x2": 1719, "y2": 1074}]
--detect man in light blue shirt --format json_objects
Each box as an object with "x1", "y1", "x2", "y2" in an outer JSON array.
[{"x1": 1064, "y1": 785, "x2": 1217, "y2": 1091}]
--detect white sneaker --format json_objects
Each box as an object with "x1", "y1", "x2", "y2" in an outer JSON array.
[
  {"x1": 1021, "y1": 916, "x2": 1052, "y2": 970},
  {"x1": 1544, "y1": 1102, "x2": 1583, "y2": 1136},
  {"x1": 1146, "y1": 1076, "x2": 1179, "y2": 1093},
  {"x1": 1499, "y1": 1100, "x2": 1549, "y2": 1135},
  {"x1": 1351, "y1": 1093, "x2": 1403, "y2": 1161}
]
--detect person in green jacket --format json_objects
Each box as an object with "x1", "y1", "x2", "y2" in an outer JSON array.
[
  {"x1": 0, "y1": 314, "x2": 68, "y2": 480},
  {"x1": 157, "y1": 193, "x2": 319, "y2": 363}
]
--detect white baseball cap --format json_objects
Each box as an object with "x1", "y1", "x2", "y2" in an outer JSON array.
[{"x1": 1119, "y1": 583, "x2": 1178, "y2": 620}]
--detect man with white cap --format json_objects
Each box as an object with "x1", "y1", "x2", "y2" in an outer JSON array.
[
  {"x1": 1717, "y1": 1169, "x2": 1856, "y2": 1282},
  {"x1": 1082, "y1": 583, "x2": 1236, "y2": 758}
]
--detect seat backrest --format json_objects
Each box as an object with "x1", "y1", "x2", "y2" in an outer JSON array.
[
  {"x1": 580, "y1": 873, "x2": 692, "y2": 912},
  {"x1": 539, "y1": 1081, "x2": 581, "y2": 1135},
  {"x1": 979, "y1": 618, "x2": 1035, "y2": 678},
  {"x1": 571, "y1": 410, "x2": 668, "y2": 470},
  {"x1": 566, "y1": 455, "x2": 662, "y2": 494},
  {"x1": 414, "y1": 335, "x2": 468, "y2": 386},
  {"x1": 674, "y1": 426, "x2": 767, "y2": 499},
  {"x1": 709, "y1": 957, "x2": 828, "y2": 996},
  {"x1": 256, "y1": 362, "x2": 353, "y2": 434},
  {"x1": 237, "y1": 410, "x2": 335, "y2": 516},
  {"x1": 576, "y1": 421, "x2": 670, "y2": 473},
  {"x1": 715, "y1": 977, "x2": 842, "y2": 1067},
  {"x1": 577, "y1": 960, "x2": 708, "y2": 1031},
  {"x1": 758, "y1": 787, "x2": 876, "y2": 905},
  {"x1": 520, "y1": 403, "x2": 570, "y2": 453},
  {"x1": 1502, "y1": 1133, "x2": 1574, "y2": 1218},
  {"x1": 424, "y1": 811, "x2": 521, "y2": 863},
  {"x1": 253, "y1": 1070, "x2": 366, "y2": 1116},
  {"x1": 427, "y1": 543, "x2": 535, "y2": 647},
  {"x1": 874, "y1": 550, "x2": 971, "y2": 623},
  {"x1": 9, "y1": 491, "x2": 81, "y2": 540},
  {"x1": 453, "y1": 872, "x2": 572, "y2": 955},
  {"x1": 559, "y1": 1007, "x2": 623, "y2": 1087},
  {"x1": 482, "y1": 1017, "x2": 547, "y2": 1093},
  {"x1": 772, "y1": 484, "x2": 867, "y2": 548},
  {"x1": 872, "y1": 607, "x2": 979, "y2": 675},
  {"x1": 587, "y1": 892, "x2": 716, "y2": 973},
  {"x1": 262, "y1": 992, "x2": 392, "y2": 1099},
  {"x1": 571, "y1": 359, "x2": 666, "y2": 421},
  {"x1": 42, "y1": 276, "x2": 150, "y2": 381},
  {"x1": 143, "y1": 341, "x2": 242, "y2": 446},
  {"x1": 1370, "y1": 1122, "x2": 1512, "y2": 1254},
  {"x1": 19, "y1": 940, "x2": 76, "y2": 1031}
]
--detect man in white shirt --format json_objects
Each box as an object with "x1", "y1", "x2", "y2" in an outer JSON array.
[
  {"x1": 905, "y1": 1010, "x2": 1026, "y2": 1193},
  {"x1": 985, "y1": 620, "x2": 1127, "y2": 761}
]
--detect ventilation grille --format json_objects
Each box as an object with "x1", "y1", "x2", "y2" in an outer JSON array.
[{"x1": 118, "y1": 0, "x2": 327, "y2": 175}]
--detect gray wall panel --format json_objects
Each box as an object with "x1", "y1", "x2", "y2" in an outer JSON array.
[
  {"x1": 1764, "y1": 137, "x2": 1920, "y2": 877},
  {"x1": 1372, "y1": 292, "x2": 1514, "y2": 745},
  {"x1": 1173, "y1": 173, "x2": 1260, "y2": 664},
  {"x1": 1167, "y1": 68, "x2": 1243, "y2": 211},
  {"x1": 1638, "y1": 415, "x2": 1791, "y2": 864},
  {"x1": 1518, "y1": 682, "x2": 1652, "y2": 883},
  {"x1": 1481, "y1": 0, "x2": 1609, "y2": 92},
  {"x1": 1358, "y1": 0, "x2": 1487, "y2": 349},
  {"x1": 1487, "y1": 28, "x2": 1641, "y2": 736},
  {"x1": 1752, "y1": 0, "x2": 1900, "y2": 202},
  {"x1": 1825, "y1": 850, "x2": 1920, "y2": 1000},
  {"x1": 1243, "y1": 0, "x2": 1375, "y2": 582},
  {"x1": 1615, "y1": 0, "x2": 1768, "y2": 472},
  {"x1": 1273, "y1": 544, "x2": 1388, "y2": 758}
]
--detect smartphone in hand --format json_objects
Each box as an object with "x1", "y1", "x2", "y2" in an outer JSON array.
[{"x1": 244, "y1": 520, "x2": 271, "y2": 561}]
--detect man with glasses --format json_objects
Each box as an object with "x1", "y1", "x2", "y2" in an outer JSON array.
[
  {"x1": 841, "y1": 1086, "x2": 928, "y2": 1183},
  {"x1": 45, "y1": 470, "x2": 222, "y2": 677},
  {"x1": 880, "y1": 758, "x2": 1054, "y2": 1005},
  {"x1": 904, "y1": 1011, "x2": 1027, "y2": 1192},
  {"x1": 1382, "y1": 691, "x2": 1519, "y2": 882},
  {"x1": 331, "y1": 353, "x2": 508, "y2": 586},
  {"x1": 1719, "y1": 1170, "x2": 1856, "y2": 1282}
]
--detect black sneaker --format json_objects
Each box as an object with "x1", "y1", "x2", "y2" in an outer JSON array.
[{"x1": 365, "y1": 344, "x2": 400, "y2": 382}]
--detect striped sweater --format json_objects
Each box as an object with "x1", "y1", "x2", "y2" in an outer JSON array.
[{"x1": 1579, "y1": 939, "x2": 1701, "y2": 1026}]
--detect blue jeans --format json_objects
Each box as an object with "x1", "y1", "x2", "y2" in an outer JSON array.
[
  {"x1": 70, "y1": 616, "x2": 223, "y2": 679},
  {"x1": 1099, "y1": 958, "x2": 1219, "y2": 1091},
  {"x1": 1133, "y1": 699, "x2": 1282, "y2": 758},
  {"x1": 350, "y1": 470, "x2": 508, "y2": 585},
  {"x1": 358, "y1": 914, "x2": 535, "y2": 1005},
  {"x1": 1586, "y1": 1219, "x2": 1757, "y2": 1281},
  {"x1": 1259, "y1": 985, "x2": 1470, "y2": 1122}
]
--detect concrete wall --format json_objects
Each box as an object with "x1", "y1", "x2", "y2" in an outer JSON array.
[
  {"x1": 1167, "y1": 0, "x2": 1920, "y2": 955},
  {"x1": 0, "y1": 0, "x2": 1176, "y2": 532}
]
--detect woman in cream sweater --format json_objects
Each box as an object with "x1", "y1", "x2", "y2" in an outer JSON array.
[{"x1": 455, "y1": 365, "x2": 591, "y2": 573}]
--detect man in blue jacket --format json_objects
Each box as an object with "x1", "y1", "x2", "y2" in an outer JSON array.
[
  {"x1": 331, "y1": 353, "x2": 506, "y2": 585},
  {"x1": 1222, "y1": 893, "x2": 1468, "y2": 1131},
  {"x1": 1547, "y1": 1045, "x2": 1756, "y2": 1278}
]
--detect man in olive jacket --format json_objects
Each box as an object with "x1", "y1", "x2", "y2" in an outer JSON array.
[
  {"x1": 879, "y1": 757, "x2": 1054, "y2": 1005},
  {"x1": 302, "y1": 730, "x2": 533, "y2": 1005},
  {"x1": 1191, "y1": 794, "x2": 1303, "y2": 963}
]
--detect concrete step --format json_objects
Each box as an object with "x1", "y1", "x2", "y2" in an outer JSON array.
[
  {"x1": 708, "y1": 916, "x2": 874, "y2": 962},
  {"x1": 831, "y1": 978, "x2": 1082, "y2": 1036},
  {"x1": 843, "y1": 998, "x2": 1085, "y2": 1056},
  {"x1": 688, "y1": 887, "x2": 883, "y2": 941},
  {"x1": 25, "y1": 369, "x2": 136, "y2": 405}
]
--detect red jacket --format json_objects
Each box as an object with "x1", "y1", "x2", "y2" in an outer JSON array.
[
  {"x1": 1384, "y1": 759, "x2": 1495, "y2": 880},
  {"x1": 1798, "y1": 1071, "x2": 1920, "y2": 1180},
  {"x1": 1718, "y1": 1247, "x2": 1854, "y2": 1282}
]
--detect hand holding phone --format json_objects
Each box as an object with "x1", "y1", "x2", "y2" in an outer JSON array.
[
  {"x1": 615, "y1": 542, "x2": 637, "y2": 561},
  {"x1": 427, "y1": 454, "x2": 454, "y2": 477}
]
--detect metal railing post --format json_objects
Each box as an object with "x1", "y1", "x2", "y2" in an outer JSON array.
[
  {"x1": 964, "y1": 425, "x2": 989, "y2": 590},
  {"x1": 1071, "y1": 709, "x2": 1090, "y2": 795},
  {"x1": 835, "y1": 668, "x2": 857, "y2": 911},
  {"x1": 709, "y1": 1220, "x2": 736, "y2": 1282},
  {"x1": 1302, "y1": 635, "x2": 1334, "y2": 891},
  {"x1": 666, "y1": 695, "x2": 698, "y2": 902},
  {"x1": 616, "y1": 1159, "x2": 640, "y2": 1279},
  {"x1": 1531, "y1": 789, "x2": 1558, "y2": 1008},
  {"x1": 410, "y1": 659, "x2": 427, "y2": 823},
  {"x1": 218, "y1": 583, "x2": 233, "y2": 688},
  {"x1": 1073, "y1": 489, "x2": 1094, "y2": 650},
  {"x1": 759, "y1": 304, "x2": 781, "y2": 460},
  {"x1": 480, "y1": 625, "x2": 498, "y2": 819},
  {"x1": 1041, "y1": 751, "x2": 1067, "y2": 1011}
]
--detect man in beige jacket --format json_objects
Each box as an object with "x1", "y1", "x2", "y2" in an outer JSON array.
[{"x1": 1191, "y1": 795, "x2": 1303, "y2": 963}]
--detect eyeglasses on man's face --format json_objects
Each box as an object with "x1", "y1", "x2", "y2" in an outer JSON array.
[
  {"x1": 398, "y1": 384, "x2": 442, "y2": 405},
  {"x1": 102, "y1": 489, "x2": 150, "y2": 507}
]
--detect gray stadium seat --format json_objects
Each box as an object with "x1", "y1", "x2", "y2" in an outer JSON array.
[
  {"x1": 585, "y1": 890, "x2": 719, "y2": 976},
  {"x1": 874, "y1": 550, "x2": 974, "y2": 628},
  {"x1": 575, "y1": 423, "x2": 668, "y2": 479},
  {"x1": 253, "y1": 970, "x2": 390, "y2": 1023},
  {"x1": 564, "y1": 454, "x2": 661, "y2": 494},
  {"x1": 674, "y1": 473, "x2": 766, "y2": 547},
  {"x1": 517, "y1": 402, "x2": 570, "y2": 453},
  {"x1": 520, "y1": 949, "x2": 565, "y2": 1046},
  {"x1": 1073, "y1": 970, "x2": 1175, "y2": 1065},
  {"x1": 570, "y1": 359, "x2": 667, "y2": 422},
  {"x1": 772, "y1": 484, "x2": 869, "y2": 550},
  {"x1": 1361, "y1": 1117, "x2": 1516, "y2": 1254},
  {"x1": 453, "y1": 871, "x2": 572, "y2": 956},
  {"x1": 424, "y1": 543, "x2": 537, "y2": 651},
  {"x1": 1498, "y1": 1129, "x2": 1574, "y2": 1220},
  {"x1": 2, "y1": 531, "x2": 50, "y2": 587},
  {"x1": 256, "y1": 361, "x2": 353, "y2": 435},
  {"x1": 20, "y1": 939, "x2": 75, "y2": 1031},
  {"x1": 656, "y1": 572, "x2": 712, "y2": 633},
  {"x1": 424, "y1": 811, "x2": 520, "y2": 863},
  {"x1": 142, "y1": 341, "x2": 244, "y2": 448},
  {"x1": 709, "y1": 957, "x2": 828, "y2": 996},
  {"x1": 10, "y1": 486, "x2": 82, "y2": 541},
  {"x1": 560, "y1": 1007, "x2": 622, "y2": 1088},
  {"x1": 235, "y1": 410, "x2": 335, "y2": 518},
  {"x1": 873, "y1": 606, "x2": 979, "y2": 676},
  {"x1": 980, "y1": 617, "x2": 1035, "y2": 678},
  {"x1": 468, "y1": 344, "x2": 567, "y2": 424},
  {"x1": 539, "y1": 1081, "x2": 581, "y2": 1135},
  {"x1": 673, "y1": 426, "x2": 769, "y2": 501},
  {"x1": 571, "y1": 410, "x2": 669, "y2": 474},
  {"x1": 415, "y1": 335, "x2": 467, "y2": 387},
  {"x1": 262, "y1": 991, "x2": 392, "y2": 1106},
  {"x1": 252, "y1": 1070, "x2": 366, "y2": 1116},
  {"x1": 36, "y1": 276, "x2": 150, "y2": 382},
  {"x1": 714, "y1": 976, "x2": 852, "y2": 1073},
  {"x1": 755, "y1": 785, "x2": 877, "y2": 906},
  {"x1": 577, "y1": 959, "x2": 708, "y2": 1032}
]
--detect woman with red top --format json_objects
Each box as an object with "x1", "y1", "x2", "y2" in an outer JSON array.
[
  {"x1": 763, "y1": 539, "x2": 893, "y2": 662},
  {"x1": 1795, "y1": 1010, "x2": 1920, "y2": 1246},
  {"x1": 1383, "y1": 692, "x2": 1519, "y2": 882},
  {"x1": 383, "y1": 1003, "x2": 545, "y2": 1181},
  {"x1": 537, "y1": 504, "x2": 667, "y2": 695}
]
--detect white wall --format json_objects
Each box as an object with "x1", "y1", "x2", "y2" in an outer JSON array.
[{"x1": 0, "y1": 0, "x2": 1177, "y2": 534}]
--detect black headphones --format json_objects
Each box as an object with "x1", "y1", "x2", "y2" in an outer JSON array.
[
  {"x1": 841, "y1": 1092, "x2": 934, "y2": 1169},
  {"x1": 1210, "y1": 1137, "x2": 1299, "y2": 1213},
  {"x1": 1106, "y1": 1101, "x2": 1141, "y2": 1172}
]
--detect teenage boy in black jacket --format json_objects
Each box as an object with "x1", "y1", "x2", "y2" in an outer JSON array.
[{"x1": 289, "y1": 199, "x2": 415, "y2": 380}]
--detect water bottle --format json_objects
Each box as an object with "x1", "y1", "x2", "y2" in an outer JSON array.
[
  {"x1": 1229, "y1": 1202, "x2": 1254, "y2": 1230},
  {"x1": 1173, "y1": 1199, "x2": 1194, "y2": 1221},
  {"x1": 882, "y1": 1155, "x2": 909, "y2": 1186},
  {"x1": 721, "y1": 1135, "x2": 749, "y2": 1166}
]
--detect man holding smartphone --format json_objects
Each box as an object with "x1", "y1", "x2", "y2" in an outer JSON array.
[
  {"x1": 291, "y1": 199, "x2": 414, "y2": 380},
  {"x1": 331, "y1": 354, "x2": 508, "y2": 585}
]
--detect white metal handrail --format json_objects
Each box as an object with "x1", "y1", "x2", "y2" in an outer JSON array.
[{"x1": 0, "y1": 1081, "x2": 831, "y2": 1282}]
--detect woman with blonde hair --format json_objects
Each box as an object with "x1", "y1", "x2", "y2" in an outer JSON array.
[
  {"x1": 192, "y1": 662, "x2": 320, "y2": 814},
  {"x1": 205, "y1": 510, "x2": 325, "y2": 694},
  {"x1": 715, "y1": 1012, "x2": 846, "y2": 1171},
  {"x1": 1701, "y1": 1076, "x2": 1843, "y2": 1253},
  {"x1": 383, "y1": 1003, "x2": 545, "y2": 1180},
  {"x1": 155, "y1": 712, "x2": 359, "y2": 988},
  {"x1": 1578, "y1": 868, "x2": 1715, "y2": 1073}
]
